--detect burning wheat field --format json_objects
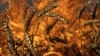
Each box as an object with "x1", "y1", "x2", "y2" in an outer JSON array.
[{"x1": 0, "y1": 0, "x2": 100, "y2": 56}]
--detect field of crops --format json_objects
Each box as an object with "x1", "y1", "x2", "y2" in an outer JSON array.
[{"x1": 0, "y1": 0, "x2": 100, "y2": 56}]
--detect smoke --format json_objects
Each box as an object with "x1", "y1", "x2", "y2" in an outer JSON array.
[{"x1": 0, "y1": 2, "x2": 9, "y2": 13}]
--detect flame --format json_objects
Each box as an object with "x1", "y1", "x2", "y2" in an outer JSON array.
[
  {"x1": 0, "y1": 0, "x2": 100, "y2": 55},
  {"x1": 6, "y1": 0, "x2": 88, "y2": 47}
]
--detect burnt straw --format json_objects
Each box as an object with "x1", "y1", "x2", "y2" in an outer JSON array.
[{"x1": 3, "y1": 15, "x2": 19, "y2": 56}]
